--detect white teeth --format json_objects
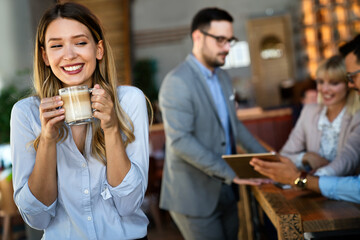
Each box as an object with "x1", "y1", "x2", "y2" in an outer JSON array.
[{"x1": 63, "y1": 65, "x2": 82, "y2": 71}]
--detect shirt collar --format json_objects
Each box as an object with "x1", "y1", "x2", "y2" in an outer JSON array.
[{"x1": 190, "y1": 54, "x2": 218, "y2": 79}]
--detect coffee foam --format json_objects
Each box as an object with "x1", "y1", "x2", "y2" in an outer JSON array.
[{"x1": 61, "y1": 90, "x2": 92, "y2": 123}]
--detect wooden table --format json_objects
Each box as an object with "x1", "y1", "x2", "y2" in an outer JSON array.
[{"x1": 251, "y1": 184, "x2": 360, "y2": 240}]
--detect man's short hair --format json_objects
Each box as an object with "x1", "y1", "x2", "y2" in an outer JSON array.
[
  {"x1": 339, "y1": 34, "x2": 360, "y2": 62},
  {"x1": 191, "y1": 8, "x2": 233, "y2": 34}
]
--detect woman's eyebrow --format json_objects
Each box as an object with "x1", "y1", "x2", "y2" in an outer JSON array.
[
  {"x1": 72, "y1": 34, "x2": 89, "y2": 39},
  {"x1": 47, "y1": 34, "x2": 89, "y2": 43},
  {"x1": 47, "y1": 37, "x2": 62, "y2": 43}
]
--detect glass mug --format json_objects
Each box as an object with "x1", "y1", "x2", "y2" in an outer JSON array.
[{"x1": 58, "y1": 85, "x2": 93, "y2": 125}]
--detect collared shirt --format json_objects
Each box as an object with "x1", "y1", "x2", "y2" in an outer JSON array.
[
  {"x1": 190, "y1": 54, "x2": 232, "y2": 154},
  {"x1": 11, "y1": 86, "x2": 149, "y2": 240},
  {"x1": 319, "y1": 175, "x2": 360, "y2": 204}
]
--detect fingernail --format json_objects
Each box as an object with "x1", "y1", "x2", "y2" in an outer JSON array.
[{"x1": 55, "y1": 96, "x2": 61, "y2": 100}]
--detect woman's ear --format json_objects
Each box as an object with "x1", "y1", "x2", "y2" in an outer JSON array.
[
  {"x1": 41, "y1": 47, "x2": 50, "y2": 66},
  {"x1": 96, "y1": 40, "x2": 104, "y2": 60}
]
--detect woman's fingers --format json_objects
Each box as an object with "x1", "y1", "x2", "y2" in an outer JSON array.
[
  {"x1": 91, "y1": 87, "x2": 111, "y2": 110},
  {"x1": 90, "y1": 85, "x2": 117, "y2": 130},
  {"x1": 40, "y1": 96, "x2": 63, "y2": 112},
  {"x1": 42, "y1": 108, "x2": 65, "y2": 119},
  {"x1": 40, "y1": 96, "x2": 64, "y2": 122},
  {"x1": 38, "y1": 96, "x2": 65, "y2": 140}
]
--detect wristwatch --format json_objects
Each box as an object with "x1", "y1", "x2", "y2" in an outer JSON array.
[{"x1": 294, "y1": 171, "x2": 308, "y2": 189}]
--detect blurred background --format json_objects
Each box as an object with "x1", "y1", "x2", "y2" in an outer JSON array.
[{"x1": 1, "y1": 0, "x2": 359, "y2": 239}]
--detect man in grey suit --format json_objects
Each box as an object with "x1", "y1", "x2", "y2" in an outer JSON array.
[{"x1": 159, "y1": 8, "x2": 268, "y2": 240}]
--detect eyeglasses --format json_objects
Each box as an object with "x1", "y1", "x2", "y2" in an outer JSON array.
[
  {"x1": 200, "y1": 29, "x2": 238, "y2": 47},
  {"x1": 346, "y1": 69, "x2": 360, "y2": 84}
]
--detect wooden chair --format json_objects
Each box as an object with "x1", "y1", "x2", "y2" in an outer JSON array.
[
  {"x1": 144, "y1": 156, "x2": 164, "y2": 232},
  {"x1": 145, "y1": 123, "x2": 166, "y2": 232},
  {"x1": 0, "y1": 174, "x2": 25, "y2": 240}
]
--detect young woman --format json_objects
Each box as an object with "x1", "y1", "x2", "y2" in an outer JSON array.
[
  {"x1": 280, "y1": 55, "x2": 360, "y2": 176},
  {"x1": 11, "y1": 3, "x2": 149, "y2": 239}
]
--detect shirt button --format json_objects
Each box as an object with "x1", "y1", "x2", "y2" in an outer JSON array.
[
  {"x1": 87, "y1": 216, "x2": 92, "y2": 221},
  {"x1": 82, "y1": 163, "x2": 86, "y2": 168},
  {"x1": 84, "y1": 189, "x2": 89, "y2": 194}
]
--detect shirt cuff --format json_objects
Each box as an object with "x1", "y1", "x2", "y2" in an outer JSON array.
[
  {"x1": 294, "y1": 152, "x2": 306, "y2": 169},
  {"x1": 16, "y1": 182, "x2": 56, "y2": 216},
  {"x1": 314, "y1": 166, "x2": 336, "y2": 176},
  {"x1": 318, "y1": 176, "x2": 337, "y2": 199},
  {"x1": 319, "y1": 175, "x2": 360, "y2": 203},
  {"x1": 102, "y1": 162, "x2": 143, "y2": 198}
]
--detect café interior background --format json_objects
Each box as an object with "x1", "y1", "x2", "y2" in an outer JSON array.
[{"x1": 1, "y1": 0, "x2": 359, "y2": 113}]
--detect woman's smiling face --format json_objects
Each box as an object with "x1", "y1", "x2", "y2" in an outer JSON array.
[
  {"x1": 42, "y1": 18, "x2": 103, "y2": 88},
  {"x1": 316, "y1": 75, "x2": 348, "y2": 108}
]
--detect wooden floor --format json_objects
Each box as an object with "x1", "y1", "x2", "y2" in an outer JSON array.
[
  {"x1": 146, "y1": 210, "x2": 184, "y2": 240},
  {"x1": 148, "y1": 225, "x2": 184, "y2": 240}
]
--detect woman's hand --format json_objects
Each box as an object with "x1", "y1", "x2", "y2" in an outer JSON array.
[
  {"x1": 250, "y1": 156, "x2": 299, "y2": 185},
  {"x1": 302, "y1": 152, "x2": 329, "y2": 171},
  {"x1": 91, "y1": 84, "x2": 118, "y2": 132},
  {"x1": 39, "y1": 96, "x2": 65, "y2": 142},
  {"x1": 233, "y1": 176, "x2": 274, "y2": 186}
]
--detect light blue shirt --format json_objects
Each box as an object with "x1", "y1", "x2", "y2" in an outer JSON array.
[
  {"x1": 11, "y1": 86, "x2": 149, "y2": 240},
  {"x1": 191, "y1": 55, "x2": 232, "y2": 154},
  {"x1": 319, "y1": 175, "x2": 360, "y2": 204}
]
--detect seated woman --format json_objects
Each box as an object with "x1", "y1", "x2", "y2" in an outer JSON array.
[{"x1": 280, "y1": 55, "x2": 360, "y2": 176}]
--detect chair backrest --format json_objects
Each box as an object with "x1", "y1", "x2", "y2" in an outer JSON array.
[{"x1": 0, "y1": 176, "x2": 18, "y2": 215}]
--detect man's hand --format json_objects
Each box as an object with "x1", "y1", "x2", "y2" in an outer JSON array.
[
  {"x1": 250, "y1": 156, "x2": 299, "y2": 185},
  {"x1": 233, "y1": 176, "x2": 273, "y2": 186}
]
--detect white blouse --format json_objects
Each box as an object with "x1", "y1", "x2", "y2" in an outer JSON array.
[{"x1": 294, "y1": 106, "x2": 346, "y2": 176}]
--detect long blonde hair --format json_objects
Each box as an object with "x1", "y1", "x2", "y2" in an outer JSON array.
[
  {"x1": 33, "y1": 2, "x2": 135, "y2": 164},
  {"x1": 316, "y1": 55, "x2": 360, "y2": 115}
]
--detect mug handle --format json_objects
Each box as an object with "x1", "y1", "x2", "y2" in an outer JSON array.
[{"x1": 88, "y1": 88, "x2": 97, "y2": 113}]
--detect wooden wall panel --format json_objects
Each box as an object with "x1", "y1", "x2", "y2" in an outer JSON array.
[
  {"x1": 247, "y1": 15, "x2": 295, "y2": 108},
  {"x1": 238, "y1": 108, "x2": 293, "y2": 151},
  {"x1": 59, "y1": 0, "x2": 131, "y2": 85}
]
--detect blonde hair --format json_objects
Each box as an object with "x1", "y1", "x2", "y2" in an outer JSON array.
[
  {"x1": 32, "y1": 2, "x2": 135, "y2": 164},
  {"x1": 316, "y1": 55, "x2": 360, "y2": 115}
]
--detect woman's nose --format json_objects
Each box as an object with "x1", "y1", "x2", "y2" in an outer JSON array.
[
  {"x1": 63, "y1": 46, "x2": 77, "y2": 60},
  {"x1": 321, "y1": 83, "x2": 330, "y2": 91}
]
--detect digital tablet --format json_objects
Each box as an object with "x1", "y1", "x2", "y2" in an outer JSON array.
[{"x1": 222, "y1": 152, "x2": 280, "y2": 178}]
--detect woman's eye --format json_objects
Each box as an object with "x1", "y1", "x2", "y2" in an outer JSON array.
[
  {"x1": 50, "y1": 44, "x2": 62, "y2": 48},
  {"x1": 76, "y1": 42, "x2": 87, "y2": 46}
]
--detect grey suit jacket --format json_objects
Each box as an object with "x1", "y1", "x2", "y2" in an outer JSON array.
[
  {"x1": 158, "y1": 55, "x2": 266, "y2": 217},
  {"x1": 280, "y1": 104, "x2": 360, "y2": 176}
]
